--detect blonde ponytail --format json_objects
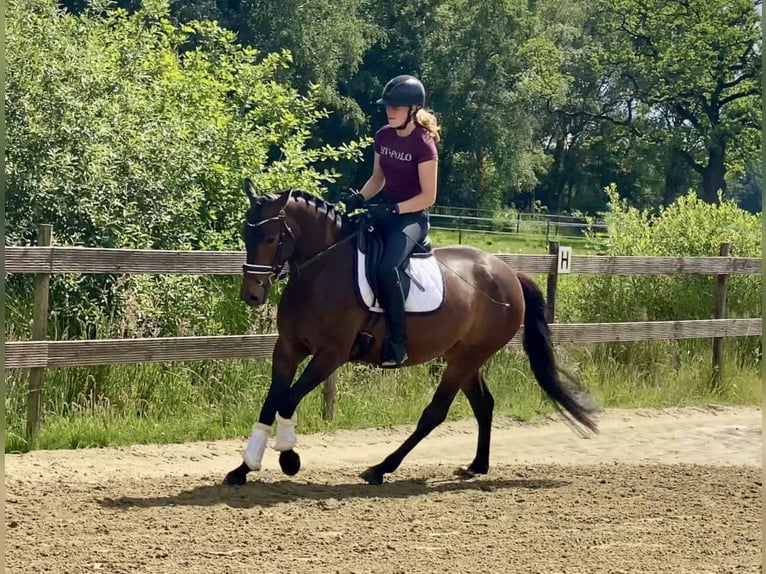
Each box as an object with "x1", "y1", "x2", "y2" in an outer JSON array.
[{"x1": 415, "y1": 108, "x2": 441, "y2": 143}]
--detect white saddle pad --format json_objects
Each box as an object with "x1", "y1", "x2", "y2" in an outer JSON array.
[{"x1": 356, "y1": 248, "x2": 445, "y2": 314}]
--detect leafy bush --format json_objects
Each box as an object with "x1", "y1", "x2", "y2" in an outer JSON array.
[
  {"x1": 557, "y1": 184, "x2": 762, "y2": 363},
  {"x1": 5, "y1": 0, "x2": 368, "y2": 338}
]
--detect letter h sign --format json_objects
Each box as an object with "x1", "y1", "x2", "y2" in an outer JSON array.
[{"x1": 557, "y1": 246, "x2": 572, "y2": 274}]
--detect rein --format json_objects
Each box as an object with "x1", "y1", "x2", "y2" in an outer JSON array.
[{"x1": 291, "y1": 230, "x2": 360, "y2": 276}]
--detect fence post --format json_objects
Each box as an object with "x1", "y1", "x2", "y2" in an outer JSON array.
[
  {"x1": 711, "y1": 242, "x2": 731, "y2": 389},
  {"x1": 26, "y1": 224, "x2": 53, "y2": 442},
  {"x1": 322, "y1": 371, "x2": 338, "y2": 421},
  {"x1": 545, "y1": 241, "x2": 560, "y2": 324}
]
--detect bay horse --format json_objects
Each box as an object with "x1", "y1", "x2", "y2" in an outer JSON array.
[{"x1": 223, "y1": 179, "x2": 598, "y2": 486}]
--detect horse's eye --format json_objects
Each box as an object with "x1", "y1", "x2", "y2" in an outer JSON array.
[{"x1": 264, "y1": 236, "x2": 276, "y2": 244}]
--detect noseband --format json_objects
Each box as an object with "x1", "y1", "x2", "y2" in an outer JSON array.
[{"x1": 242, "y1": 209, "x2": 294, "y2": 281}]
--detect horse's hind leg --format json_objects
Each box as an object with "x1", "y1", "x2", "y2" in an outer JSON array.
[
  {"x1": 360, "y1": 361, "x2": 469, "y2": 485},
  {"x1": 456, "y1": 371, "x2": 494, "y2": 478}
]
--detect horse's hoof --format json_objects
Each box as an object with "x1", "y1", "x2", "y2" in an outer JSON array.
[
  {"x1": 279, "y1": 449, "x2": 301, "y2": 476},
  {"x1": 223, "y1": 463, "x2": 250, "y2": 486},
  {"x1": 454, "y1": 464, "x2": 487, "y2": 480},
  {"x1": 360, "y1": 466, "x2": 384, "y2": 485}
]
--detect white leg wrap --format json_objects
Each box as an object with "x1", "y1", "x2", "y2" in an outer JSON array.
[
  {"x1": 272, "y1": 412, "x2": 298, "y2": 451},
  {"x1": 242, "y1": 422, "x2": 271, "y2": 470}
]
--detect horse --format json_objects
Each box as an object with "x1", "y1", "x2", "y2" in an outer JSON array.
[{"x1": 223, "y1": 179, "x2": 598, "y2": 486}]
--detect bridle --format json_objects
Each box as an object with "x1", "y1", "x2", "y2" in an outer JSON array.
[
  {"x1": 242, "y1": 208, "x2": 294, "y2": 282},
  {"x1": 242, "y1": 194, "x2": 364, "y2": 285}
]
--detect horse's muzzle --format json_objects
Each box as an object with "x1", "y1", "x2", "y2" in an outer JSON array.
[{"x1": 240, "y1": 277, "x2": 270, "y2": 307}]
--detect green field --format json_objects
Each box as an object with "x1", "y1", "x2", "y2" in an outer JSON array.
[{"x1": 428, "y1": 229, "x2": 597, "y2": 254}]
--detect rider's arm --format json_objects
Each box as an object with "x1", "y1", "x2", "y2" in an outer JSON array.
[
  {"x1": 396, "y1": 159, "x2": 437, "y2": 214},
  {"x1": 359, "y1": 152, "x2": 385, "y2": 200}
]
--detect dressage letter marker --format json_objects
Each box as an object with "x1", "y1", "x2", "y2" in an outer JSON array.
[{"x1": 557, "y1": 246, "x2": 572, "y2": 274}]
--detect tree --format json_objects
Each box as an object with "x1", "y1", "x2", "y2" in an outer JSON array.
[
  {"x1": 590, "y1": 0, "x2": 761, "y2": 203},
  {"x1": 421, "y1": 0, "x2": 562, "y2": 209},
  {"x1": 6, "y1": 0, "x2": 366, "y2": 250},
  {"x1": 532, "y1": 0, "x2": 618, "y2": 213},
  {"x1": 239, "y1": 0, "x2": 381, "y2": 123},
  {"x1": 5, "y1": 0, "x2": 368, "y2": 336}
]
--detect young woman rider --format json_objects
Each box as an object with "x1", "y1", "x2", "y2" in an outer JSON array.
[{"x1": 342, "y1": 74, "x2": 441, "y2": 368}]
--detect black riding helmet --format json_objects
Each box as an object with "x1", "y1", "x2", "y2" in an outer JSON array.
[{"x1": 376, "y1": 75, "x2": 426, "y2": 108}]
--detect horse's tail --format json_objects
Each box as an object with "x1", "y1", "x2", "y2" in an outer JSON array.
[{"x1": 517, "y1": 272, "x2": 599, "y2": 436}]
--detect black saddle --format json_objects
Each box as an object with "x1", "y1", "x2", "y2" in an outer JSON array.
[{"x1": 356, "y1": 222, "x2": 433, "y2": 306}]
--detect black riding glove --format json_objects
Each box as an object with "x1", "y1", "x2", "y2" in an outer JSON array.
[
  {"x1": 341, "y1": 188, "x2": 367, "y2": 212},
  {"x1": 366, "y1": 203, "x2": 399, "y2": 223}
]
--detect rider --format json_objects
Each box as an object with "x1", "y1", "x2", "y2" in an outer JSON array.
[{"x1": 343, "y1": 74, "x2": 441, "y2": 368}]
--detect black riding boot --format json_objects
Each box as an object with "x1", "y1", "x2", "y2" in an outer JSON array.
[{"x1": 378, "y1": 268, "x2": 408, "y2": 368}]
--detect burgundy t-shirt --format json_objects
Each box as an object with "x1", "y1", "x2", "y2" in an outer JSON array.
[{"x1": 374, "y1": 125, "x2": 438, "y2": 202}]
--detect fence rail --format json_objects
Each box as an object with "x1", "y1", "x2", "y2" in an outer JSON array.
[
  {"x1": 5, "y1": 246, "x2": 761, "y2": 276},
  {"x1": 4, "y1": 228, "x2": 762, "y2": 440},
  {"x1": 5, "y1": 319, "x2": 761, "y2": 370}
]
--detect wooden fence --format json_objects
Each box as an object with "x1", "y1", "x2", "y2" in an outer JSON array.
[{"x1": 5, "y1": 225, "x2": 762, "y2": 439}]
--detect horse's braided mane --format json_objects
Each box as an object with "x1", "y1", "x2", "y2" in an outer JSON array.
[
  {"x1": 287, "y1": 188, "x2": 348, "y2": 233},
  {"x1": 251, "y1": 188, "x2": 353, "y2": 234}
]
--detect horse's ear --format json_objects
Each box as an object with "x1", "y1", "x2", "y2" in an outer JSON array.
[
  {"x1": 244, "y1": 178, "x2": 257, "y2": 203},
  {"x1": 273, "y1": 189, "x2": 292, "y2": 211}
]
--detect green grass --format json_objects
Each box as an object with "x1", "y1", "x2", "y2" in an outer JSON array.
[
  {"x1": 5, "y1": 341, "x2": 760, "y2": 453},
  {"x1": 428, "y1": 229, "x2": 598, "y2": 254}
]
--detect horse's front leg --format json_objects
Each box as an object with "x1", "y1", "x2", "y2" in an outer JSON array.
[
  {"x1": 223, "y1": 337, "x2": 305, "y2": 486},
  {"x1": 269, "y1": 347, "x2": 347, "y2": 476}
]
